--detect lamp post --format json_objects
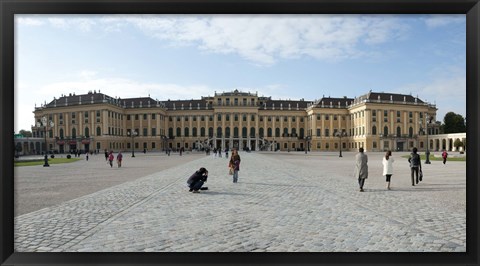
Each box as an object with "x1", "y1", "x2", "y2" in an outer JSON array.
[
  {"x1": 36, "y1": 116, "x2": 54, "y2": 167},
  {"x1": 335, "y1": 131, "x2": 347, "y2": 157},
  {"x1": 127, "y1": 130, "x2": 138, "y2": 157},
  {"x1": 425, "y1": 114, "x2": 432, "y2": 164}
]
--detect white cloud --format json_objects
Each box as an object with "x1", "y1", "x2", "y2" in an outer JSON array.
[
  {"x1": 107, "y1": 15, "x2": 409, "y2": 65},
  {"x1": 424, "y1": 15, "x2": 465, "y2": 29},
  {"x1": 15, "y1": 17, "x2": 45, "y2": 26}
]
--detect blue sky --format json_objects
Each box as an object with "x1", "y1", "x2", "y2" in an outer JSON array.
[{"x1": 14, "y1": 14, "x2": 466, "y2": 132}]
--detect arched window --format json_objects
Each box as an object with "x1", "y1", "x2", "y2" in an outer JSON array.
[
  {"x1": 85, "y1": 127, "x2": 90, "y2": 137},
  {"x1": 184, "y1": 127, "x2": 189, "y2": 137},
  {"x1": 275, "y1": 128, "x2": 280, "y2": 137},
  {"x1": 60, "y1": 128, "x2": 64, "y2": 138},
  {"x1": 291, "y1": 128, "x2": 297, "y2": 136},
  {"x1": 250, "y1": 127, "x2": 255, "y2": 137},
  {"x1": 192, "y1": 127, "x2": 197, "y2": 137},
  {"x1": 267, "y1": 128, "x2": 272, "y2": 137},
  {"x1": 372, "y1": 126, "x2": 377, "y2": 135},
  {"x1": 283, "y1": 127, "x2": 288, "y2": 136},
  {"x1": 299, "y1": 128, "x2": 304, "y2": 138},
  {"x1": 259, "y1": 128, "x2": 264, "y2": 138},
  {"x1": 234, "y1": 127, "x2": 239, "y2": 138},
  {"x1": 168, "y1": 127, "x2": 174, "y2": 138},
  {"x1": 208, "y1": 127, "x2": 214, "y2": 138},
  {"x1": 72, "y1": 128, "x2": 77, "y2": 139},
  {"x1": 409, "y1": 127, "x2": 413, "y2": 138},
  {"x1": 396, "y1": 126, "x2": 401, "y2": 137},
  {"x1": 200, "y1": 127, "x2": 205, "y2": 137},
  {"x1": 217, "y1": 127, "x2": 222, "y2": 137},
  {"x1": 383, "y1": 126, "x2": 388, "y2": 136},
  {"x1": 225, "y1": 127, "x2": 231, "y2": 138},
  {"x1": 242, "y1": 127, "x2": 247, "y2": 138},
  {"x1": 176, "y1": 127, "x2": 181, "y2": 137}
]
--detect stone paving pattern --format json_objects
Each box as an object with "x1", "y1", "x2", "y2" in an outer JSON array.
[{"x1": 14, "y1": 151, "x2": 466, "y2": 252}]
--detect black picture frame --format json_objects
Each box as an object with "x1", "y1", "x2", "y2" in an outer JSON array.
[{"x1": 1, "y1": 1, "x2": 478, "y2": 265}]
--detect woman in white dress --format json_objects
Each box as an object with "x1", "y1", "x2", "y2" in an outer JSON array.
[{"x1": 382, "y1": 150, "x2": 394, "y2": 190}]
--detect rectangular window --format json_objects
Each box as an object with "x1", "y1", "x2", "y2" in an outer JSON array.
[
  {"x1": 373, "y1": 141, "x2": 377, "y2": 149},
  {"x1": 325, "y1": 128, "x2": 330, "y2": 137},
  {"x1": 276, "y1": 116, "x2": 279, "y2": 122},
  {"x1": 169, "y1": 117, "x2": 173, "y2": 122},
  {"x1": 267, "y1": 116, "x2": 271, "y2": 122},
  {"x1": 218, "y1": 114, "x2": 222, "y2": 121},
  {"x1": 209, "y1": 115, "x2": 213, "y2": 121},
  {"x1": 152, "y1": 142, "x2": 156, "y2": 149},
  {"x1": 260, "y1": 116, "x2": 264, "y2": 122},
  {"x1": 300, "y1": 117, "x2": 304, "y2": 122},
  {"x1": 251, "y1": 115, "x2": 255, "y2": 121},
  {"x1": 234, "y1": 98, "x2": 238, "y2": 105},
  {"x1": 226, "y1": 98, "x2": 230, "y2": 105},
  {"x1": 372, "y1": 110, "x2": 376, "y2": 116},
  {"x1": 325, "y1": 115, "x2": 329, "y2": 120},
  {"x1": 135, "y1": 114, "x2": 139, "y2": 120},
  {"x1": 71, "y1": 112, "x2": 76, "y2": 119},
  {"x1": 243, "y1": 115, "x2": 247, "y2": 122},
  {"x1": 316, "y1": 128, "x2": 321, "y2": 136},
  {"x1": 143, "y1": 128, "x2": 148, "y2": 136},
  {"x1": 334, "y1": 115, "x2": 337, "y2": 120},
  {"x1": 201, "y1": 116, "x2": 205, "y2": 121},
  {"x1": 193, "y1": 116, "x2": 197, "y2": 121},
  {"x1": 292, "y1": 117, "x2": 296, "y2": 122},
  {"x1": 284, "y1": 117, "x2": 287, "y2": 122},
  {"x1": 185, "y1": 116, "x2": 189, "y2": 122},
  {"x1": 152, "y1": 114, "x2": 156, "y2": 120},
  {"x1": 317, "y1": 114, "x2": 321, "y2": 120},
  {"x1": 151, "y1": 128, "x2": 157, "y2": 136},
  {"x1": 317, "y1": 143, "x2": 321, "y2": 149}
]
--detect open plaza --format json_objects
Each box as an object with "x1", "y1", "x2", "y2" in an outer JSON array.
[{"x1": 14, "y1": 150, "x2": 466, "y2": 252}]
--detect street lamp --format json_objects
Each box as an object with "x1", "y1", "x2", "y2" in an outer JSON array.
[
  {"x1": 335, "y1": 131, "x2": 347, "y2": 157},
  {"x1": 127, "y1": 130, "x2": 138, "y2": 157},
  {"x1": 36, "y1": 116, "x2": 54, "y2": 167},
  {"x1": 424, "y1": 114, "x2": 433, "y2": 164}
]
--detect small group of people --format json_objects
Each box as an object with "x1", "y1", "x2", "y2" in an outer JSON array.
[
  {"x1": 186, "y1": 149, "x2": 242, "y2": 193},
  {"x1": 354, "y1": 147, "x2": 449, "y2": 192},
  {"x1": 105, "y1": 150, "x2": 123, "y2": 168}
]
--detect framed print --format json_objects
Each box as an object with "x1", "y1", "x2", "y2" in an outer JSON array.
[{"x1": 1, "y1": 0, "x2": 478, "y2": 265}]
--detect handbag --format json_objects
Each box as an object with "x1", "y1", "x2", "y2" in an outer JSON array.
[{"x1": 228, "y1": 167, "x2": 234, "y2": 175}]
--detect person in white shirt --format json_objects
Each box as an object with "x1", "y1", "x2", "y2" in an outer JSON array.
[{"x1": 382, "y1": 150, "x2": 394, "y2": 190}]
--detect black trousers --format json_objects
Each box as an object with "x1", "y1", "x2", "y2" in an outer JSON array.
[
  {"x1": 411, "y1": 167, "x2": 419, "y2": 184},
  {"x1": 358, "y1": 178, "x2": 365, "y2": 189},
  {"x1": 385, "y1": 174, "x2": 392, "y2": 182}
]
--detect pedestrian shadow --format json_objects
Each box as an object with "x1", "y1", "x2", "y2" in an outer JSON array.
[{"x1": 193, "y1": 191, "x2": 247, "y2": 196}]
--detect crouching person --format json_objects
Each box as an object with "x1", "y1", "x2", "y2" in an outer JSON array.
[{"x1": 187, "y1": 167, "x2": 208, "y2": 193}]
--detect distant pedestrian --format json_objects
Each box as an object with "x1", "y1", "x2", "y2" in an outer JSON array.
[
  {"x1": 408, "y1": 147, "x2": 422, "y2": 186},
  {"x1": 86, "y1": 152, "x2": 89, "y2": 161},
  {"x1": 354, "y1": 147, "x2": 368, "y2": 192},
  {"x1": 442, "y1": 150, "x2": 448, "y2": 164},
  {"x1": 186, "y1": 167, "x2": 208, "y2": 193},
  {"x1": 117, "y1": 151, "x2": 123, "y2": 168},
  {"x1": 143, "y1": 148, "x2": 146, "y2": 154},
  {"x1": 229, "y1": 149, "x2": 241, "y2": 183},
  {"x1": 104, "y1": 149, "x2": 108, "y2": 161},
  {"x1": 382, "y1": 150, "x2": 394, "y2": 190},
  {"x1": 218, "y1": 148, "x2": 222, "y2": 158},
  {"x1": 108, "y1": 151, "x2": 114, "y2": 168},
  {"x1": 225, "y1": 148, "x2": 229, "y2": 159}
]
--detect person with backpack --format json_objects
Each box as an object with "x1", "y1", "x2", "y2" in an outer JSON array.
[
  {"x1": 108, "y1": 151, "x2": 114, "y2": 168},
  {"x1": 442, "y1": 150, "x2": 448, "y2": 164},
  {"x1": 408, "y1": 147, "x2": 422, "y2": 186}
]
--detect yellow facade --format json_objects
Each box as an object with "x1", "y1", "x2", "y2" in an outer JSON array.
[{"x1": 32, "y1": 90, "x2": 437, "y2": 153}]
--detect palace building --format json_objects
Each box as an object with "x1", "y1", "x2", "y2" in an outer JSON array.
[{"x1": 30, "y1": 89, "x2": 441, "y2": 154}]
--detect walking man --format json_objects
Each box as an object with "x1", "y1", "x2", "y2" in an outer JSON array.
[
  {"x1": 354, "y1": 147, "x2": 368, "y2": 192},
  {"x1": 408, "y1": 147, "x2": 422, "y2": 185}
]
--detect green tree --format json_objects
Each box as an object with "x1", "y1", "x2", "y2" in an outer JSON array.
[
  {"x1": 19, "y1": 129, "x2": 33, "y2": 137},
  {"x1": 443, "y1": 112, "x2": 466, "y2": 134},
  {"x1": 454, "y1": 139, "x2": 464, "y2": 150}
]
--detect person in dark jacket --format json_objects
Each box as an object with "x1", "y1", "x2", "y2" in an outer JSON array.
[
  {"x1": 229, "y1": 149, "x2": 241, "y2": 183},
  {"x1": 187, "y1": 167, "x2": 208, "y2": 193},
  {"x1": 408, "y1": 147, "x2": 422, "y2": 186}
]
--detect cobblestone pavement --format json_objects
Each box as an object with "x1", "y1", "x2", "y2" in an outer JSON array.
[{"x1": 14, "y1": 151, "x2": 466, "y2": 252}]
